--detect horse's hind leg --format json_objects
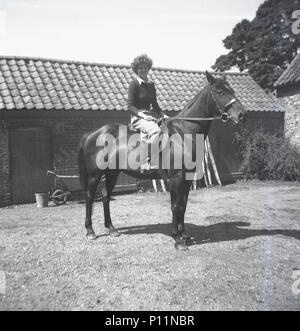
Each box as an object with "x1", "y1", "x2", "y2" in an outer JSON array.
[
  {"x1": 103, "y1": 171, "x2": 120, "y2": 237},
  {"x1": 85, "y1": 174, "x2": 101, "y2": 240}
]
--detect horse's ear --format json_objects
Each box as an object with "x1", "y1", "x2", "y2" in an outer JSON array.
[{"x1": 206, "y1": 71, "x2": 216, "y2": 85}]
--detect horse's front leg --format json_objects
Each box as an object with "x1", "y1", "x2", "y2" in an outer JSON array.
[
  {"x1": 181, "y1": 179, "x2": 192, "y2": 240},
  {"x1": 170, "y1": 175, "x2": 192, "y2": 250}
]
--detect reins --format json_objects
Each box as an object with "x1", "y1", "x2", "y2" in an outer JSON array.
[
  {"x1": 167, "y1": 87, "x2": 237, "y2": 124},
  {"x1": 167, "y1": 116, "x2": 220, "y2": 122}
]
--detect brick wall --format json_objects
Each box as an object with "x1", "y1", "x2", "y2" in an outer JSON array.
[
  {"x1": 279, "y1": 94, "x2": 300, "y2": 150},
  {"x1": 276, "y1": 85, "x2": 300, "y2": 150},
  {"x1": 0, "y1": 111, "x2": 132, "y2": 207},
  {"x1": 52, "y1": 117, "x2": 111, "y2": 175},
  {"x1": 0, "y1": 125, "x2": 11, "y2": 206}
]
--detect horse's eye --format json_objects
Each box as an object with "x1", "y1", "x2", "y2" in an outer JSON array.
[{"x1": 216, "y1": 89, "x2": 223, "y2": 95}]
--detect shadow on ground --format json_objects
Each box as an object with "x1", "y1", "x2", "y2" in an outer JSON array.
[{"x1": 112, "y1": 218, "x2": 300, "y2": 247}]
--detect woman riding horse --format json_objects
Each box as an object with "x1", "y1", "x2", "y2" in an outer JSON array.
[
  {"x1": 127, "y1": 54, "x2": 168, "y2": 171},
  {"x1": 78, "y1": 70, "x2": 247, "y2": 250}
]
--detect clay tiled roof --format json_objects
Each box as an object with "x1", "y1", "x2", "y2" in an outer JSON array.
[
  {"x1": 275, "y1": 53, "x2": 300, "y2": 88},
  {"x1": 0, "y1": 56, "x2": 283, "y2": 112}
]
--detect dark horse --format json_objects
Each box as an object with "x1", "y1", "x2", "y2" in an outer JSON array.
[{"x1": 78, "y1": 72, "x2": 247, "y2": 250}]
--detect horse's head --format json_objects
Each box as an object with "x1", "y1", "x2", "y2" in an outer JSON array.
[{"x1": 206, "y1": 71, "x2": 247, "y2": 124}]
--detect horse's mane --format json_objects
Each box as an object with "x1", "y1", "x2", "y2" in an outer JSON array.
[{"x1": 176, "y1": 84, "x2": 209, "y2": 118}]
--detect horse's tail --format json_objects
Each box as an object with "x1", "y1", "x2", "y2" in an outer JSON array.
[{"x1": 78, "y1": 133, "x2": 90, "y2": 191}]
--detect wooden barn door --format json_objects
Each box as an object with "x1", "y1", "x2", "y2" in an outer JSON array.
[
  {"x1": 10, "y1": 127, "x2": 52, "y2": 204},
  {"x1": 209, "y1": 123, "x2": 241, "y2": 183}
]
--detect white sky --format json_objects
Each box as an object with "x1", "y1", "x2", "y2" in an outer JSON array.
[{"x1": 0, "y1": 0, "x2": 264, "y2": 71}]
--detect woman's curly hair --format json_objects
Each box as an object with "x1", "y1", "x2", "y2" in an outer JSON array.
[{"x1": 131, "y1": 54, "x2": 153, "y2": 74}]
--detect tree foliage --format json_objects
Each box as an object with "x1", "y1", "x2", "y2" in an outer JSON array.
[
  {"x1": 213, "y1": 0, "x2": 300, "y2": 90},
  {"x1": 234, "y1": 127, "x2": 300, "y2": 181}
]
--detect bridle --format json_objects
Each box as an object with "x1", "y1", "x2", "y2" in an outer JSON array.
[
  {"x1": 167, "y1": 85, "x2": 237, "y2": 123},
  {"x1": 210, "y1": 88, "x2": 237, "y2": 123}
]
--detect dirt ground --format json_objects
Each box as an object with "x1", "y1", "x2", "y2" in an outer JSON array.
[{"x1": 0, "y1": 180, "x2": 299, "y2": 311}]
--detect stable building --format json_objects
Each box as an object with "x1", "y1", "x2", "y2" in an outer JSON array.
[{"x1": 0, "y1": 56, "x2": 284, "y2": 206}]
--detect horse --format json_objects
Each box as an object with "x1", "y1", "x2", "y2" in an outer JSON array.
[{"x1": 78, "y1": 72, "x2": 247, "y2": 250}]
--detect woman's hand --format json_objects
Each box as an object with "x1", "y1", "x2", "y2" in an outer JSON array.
[
  {"x1": 144, "y1": 115, "x2": 154, "y2": 121},
  {"x1": 138, "y1": 111, "x2": 154, "y2": 121}
]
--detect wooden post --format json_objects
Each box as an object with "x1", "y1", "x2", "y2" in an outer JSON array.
[
  {"x1": 152, "y1": 179, "x2": 167, "y2": 193},
  {"x1": 202, "y1": 160, "x2": 208, "y2": 187},
  {"x1": 206, "y1": 137, "x2": 222, "y2": 186},
  {"x1": 160, "y1": 180, "x2": 167, "y2": 193},
  {"x1": 192, "y1": 172, "x2": 198, "y2": 190},
  {"x1": 152, "y1": 180, "x2": 158, "y2": 193},
  {"x1": 204, "y1": 140, "x2": 212, "y2": 186}
]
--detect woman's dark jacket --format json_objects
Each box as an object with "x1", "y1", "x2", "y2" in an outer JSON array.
[{"x1": 127, "y1": 79, "x2": 162, "y2": 118}]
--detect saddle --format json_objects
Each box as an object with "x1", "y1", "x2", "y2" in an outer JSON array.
[
  {"x1": 127, "y1": 117, "x2": 167, "y2": 142},
  {"x1": 127, "y1": 118, "x2": 169, "y2": 171}
]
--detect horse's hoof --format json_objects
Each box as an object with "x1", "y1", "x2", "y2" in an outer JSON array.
[
  {"x1": 87, "y1": 233, "x2": 97, "y2": 240},
  {"x1": 175, "y1": 241, "x2": 188, "y2": 251},
  {"x1": 109, "y1": 230, "x2": 121, "y2": 237}
]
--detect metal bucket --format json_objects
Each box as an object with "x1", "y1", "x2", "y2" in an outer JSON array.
[{"x1": 35, "y1": 193, "x2": 49, "y2": 208}]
